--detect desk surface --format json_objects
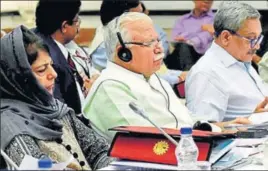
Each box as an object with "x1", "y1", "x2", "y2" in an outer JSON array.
[{"x1": 101, "y1": 137, "x2": 268, "y2": 170}]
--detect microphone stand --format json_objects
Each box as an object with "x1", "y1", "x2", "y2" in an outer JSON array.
[{"x1": 129, "y1": 102, "x2": 179, "y2": 147}]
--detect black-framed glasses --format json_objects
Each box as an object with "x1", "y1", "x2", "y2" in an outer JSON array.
[
  {"x1": 227, "y1": 29, "x2": 264, "y2": 48},
  {"x1": 123, "y1": 38, "x2": 161, "y2": 48}
]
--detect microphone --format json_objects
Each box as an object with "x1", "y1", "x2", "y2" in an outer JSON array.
[{"x1": 129, "y1": 102, "x2": 179, "y2": 146}]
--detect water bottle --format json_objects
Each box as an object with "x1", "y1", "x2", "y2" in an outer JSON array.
[
  {"x1": 38, "y1": 158, "x2": 52, "y2": 170},
  {"x1": 175, "y1": 127, "x2": 199, "y2": 170}
]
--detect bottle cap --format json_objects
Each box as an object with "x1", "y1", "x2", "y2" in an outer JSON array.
[
  {"x1": 38, "y1": 158, "x2": 52, "y2": 168},
  {"x1": 180, "y1": 127, "x2": 192, "y2": 134}
]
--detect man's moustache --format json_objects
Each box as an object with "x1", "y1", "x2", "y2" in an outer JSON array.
[
  {"x1": 247, "y1": 49, "x2": 257, "y2": 55},
  {"x1": 154, "y1": 53, "x2": 164, "y2": 61}
]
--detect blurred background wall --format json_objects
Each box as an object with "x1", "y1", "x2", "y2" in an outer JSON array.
[{"x1": 1, "y1": 1, "x2": 268, "y2": 44}]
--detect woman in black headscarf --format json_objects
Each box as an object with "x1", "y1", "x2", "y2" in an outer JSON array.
[{"x1": 0, "y1": 25, "x2": 113, "y2": 170}]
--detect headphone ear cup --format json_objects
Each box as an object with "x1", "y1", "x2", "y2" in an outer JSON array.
[{"x1": 118, "y1": 47, "x2": 132, "y2": 62}]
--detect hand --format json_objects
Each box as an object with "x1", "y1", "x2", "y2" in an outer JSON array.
[
  {"x1": 229, "y1": 117, "x2": 252, "y2": 125},
  {"x1": 178, "y1": 71, "x2": 188, "y2": 82},
  {"x1": 83, "y1": 74, "x2": 99, "y2": 97},
  {"x1": 201, "y1": 24, "x2": 215, "y2": 35},
  {"x1": 252, "y1": 54, "x2": 262, "y2": 64},
  {"x1": 213, "y1": 117, "x2": 251, "y2": 132},
  {"x1": 174, "y1": 36, "x2": 186, "y2": 42},
  {"x1": 254, "y1": 97, "x2": 268, "y2": 113},
  {"x1": 67, "y1": 162, "x2": 82, "y2": 170}
]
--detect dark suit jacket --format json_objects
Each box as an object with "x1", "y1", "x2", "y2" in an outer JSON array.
[{"x1": 33, "y1": 28, "x2": 82, "y2": 114}]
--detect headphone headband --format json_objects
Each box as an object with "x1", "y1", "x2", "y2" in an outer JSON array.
[
  {"x1": 117, "y1": 32, "x2": 126, "y2": 49},
  {"x1": 115, "y1": 15, "x2": 132, "y2": 62}
]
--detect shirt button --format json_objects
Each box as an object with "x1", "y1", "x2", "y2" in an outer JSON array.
[
  {"x1": 25, "y1": 120, "x2": 29, "y2": 125},
  {"x1": 73, "y1": 152, "x2": 78, "y2": 159},
  {"x1": 79, "y1": 161, "x2": 85, "y2": 167}
]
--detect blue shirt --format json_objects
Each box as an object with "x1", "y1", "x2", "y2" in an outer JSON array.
[
  {"x1": 90, "y1": 24, "x2": 182, "y2": 86},
  {"x1": 186, "y1": 42, "x2": 268, "y2": 122}
]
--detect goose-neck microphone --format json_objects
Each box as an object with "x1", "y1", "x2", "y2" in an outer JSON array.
[{"x1": 129, "y1": 102, "x2": 179, "y2": 146}]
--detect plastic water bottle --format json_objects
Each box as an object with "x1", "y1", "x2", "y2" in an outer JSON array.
[
  {"x1": 175, "y1": 127, "x2": 199, "y2": 170},
  {"x1": 38, "y1": 158, "x2": 52, "y2": 170}
]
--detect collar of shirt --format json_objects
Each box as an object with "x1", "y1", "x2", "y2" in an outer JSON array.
[
  {"x1": 65, "y1": 40, "x2": 78, "y2": 55},
  {"x1": 188, "y1": 9, "x2": 214, "y2": 19},
  {"x1": 54, "y1": 39, "x2": 69, "y2": 60},
  {"x1": 65, "y1": 40, "x2": 88, "y2": 59},
  {"x1": 106, "y1": 61, "x2": 148, "y2": 82},
  {"x1": 210, "y1": 42, "x2": 242, "y2": 68}
]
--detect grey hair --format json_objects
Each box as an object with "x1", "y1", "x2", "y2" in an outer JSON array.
[
  {"x1": 214, "y1": 1, "x2": 261, "y2": 37},
  {"x1": 103, "y1": 12, "x2": 153, "y2": 61}
]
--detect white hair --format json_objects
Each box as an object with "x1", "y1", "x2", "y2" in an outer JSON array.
[
  {"x1": 103, "y1": 12, "x2": 153, "y2": 61},
  {"x1": 214, "y1": 1, "x2": 260, "y2": 37}
]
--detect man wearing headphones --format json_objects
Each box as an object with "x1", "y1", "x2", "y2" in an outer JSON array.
[{"x1": 83, "y1": 12, "x2": 249, "y2": 142}]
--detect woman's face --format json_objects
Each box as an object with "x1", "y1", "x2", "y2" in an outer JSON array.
[{"x1": 31, "y1": 50, "x2": 57, "y2": 95}]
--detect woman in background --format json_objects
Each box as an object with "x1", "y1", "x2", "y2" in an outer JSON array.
[{"x1": 0, "y1": 25, "x2": 113, "y2": 170}]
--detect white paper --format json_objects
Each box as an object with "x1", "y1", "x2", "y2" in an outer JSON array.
[
  {"x1": 19, "y1": 155, "x2": 74, "y2": 170},
  {"x1": 19, "y1": 155, "x2": 39, "y2": 170},
  {"x1": 109, "y1": 160, "x2": 179, "y2": 170},
  {"x1": 236, "y1": 138, "x2": 268, "y2": 147},
  {"x1": 51, "y1": 156, "x2": 75, "y2": 170}
]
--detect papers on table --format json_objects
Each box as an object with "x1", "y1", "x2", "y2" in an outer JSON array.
[
  {"x1": 100, "y1": 160, "x2": 178, "y2": 170},
  {"x1": 19, "y1": 155, "x2": 74, "y2": 170},
  {"x1": 236, "y1": 138, "x2": 268, "y2": 147},
  {"x1": 209, "y1": 139, "x2": 237, "y2": 164}
]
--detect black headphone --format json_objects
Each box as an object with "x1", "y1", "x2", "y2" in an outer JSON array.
[
  {"x1": 115, "y1": 14, "x2": 132, "y2": 63},
  {"x1": 117, "y1": 32, "x2": 132, "y2": 62}
]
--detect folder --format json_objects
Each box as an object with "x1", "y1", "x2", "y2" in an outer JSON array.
[{"x1": 108, "y1": 126, "x2": 235, "y2": 165}]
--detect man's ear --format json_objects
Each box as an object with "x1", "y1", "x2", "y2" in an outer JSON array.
[
  {"x1": 220, "y1": 30, "x2": 232, "y2": 46},
  {"x1": 61, "y1": 21, "x2": 68, "y2": 33}
]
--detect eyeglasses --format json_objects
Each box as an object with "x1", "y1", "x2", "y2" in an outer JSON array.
[
  {"x1": 124, "y1": 38, "x2": 161, "y2": 48},
  {"x1": 227, "y1": 29, "x2": 264, "y2": 48}
]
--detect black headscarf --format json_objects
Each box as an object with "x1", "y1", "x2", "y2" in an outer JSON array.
[{"x1": 0, "y1": 25, "x2": 70, "y2": 149}]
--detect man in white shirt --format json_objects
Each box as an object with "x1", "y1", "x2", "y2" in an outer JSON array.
[
  {"x1": 83, "y1": 12, "x2": 250, "y2": 142},
  {"x1": 186, "y1": 1, "x2": 268, "y2": 122}
]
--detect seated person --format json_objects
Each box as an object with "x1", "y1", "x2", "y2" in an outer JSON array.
[
  {"x1": 186, "y1": 1, "x2": 268, "y2": 122},
  {"x1": 33, "y1": 0, "x2": 96, "y2": 115},
  {"x1": 83, "y1": 12, "x2": 251, "y2": 142},
  {"x1": 0, "y1": 25, "x2": 113, "y2": 170},
  {"x1": 167, "y1": 0, "x2": 214, "y2": 70},
  {"x1": 259, "y1": 52, "x2": 268, "y2": 84},
  {"x1": 89, "y1": 0, "x2": 186, "y2": 87}
]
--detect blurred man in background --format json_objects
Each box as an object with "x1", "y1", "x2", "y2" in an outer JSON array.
[{"x1": 166, "y1": 0, "x2": 214, "y2": 71}]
